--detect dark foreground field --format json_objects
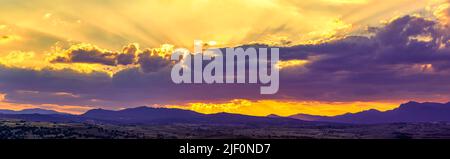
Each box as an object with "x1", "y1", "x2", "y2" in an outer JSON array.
[{"x1": 2, "y1": 120, "x2": 450, "y2": 139}]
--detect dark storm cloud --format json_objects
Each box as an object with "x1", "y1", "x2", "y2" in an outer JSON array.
[
  {"x1": 275, "y1": 15, "x2": 450, "y2": 101},
  {"x1": 0, "y1": 65, "x2": 118, "y2": 106},
  {"x1": 50, "y1": 43, "x2": 173, "y2": 73},
  {"x1": 3, "y1": 15, "x2": 450, "y2": 108},
  {"x1": 117, "y1": 43, "x2": 138, "y2": 65},
  {"x1": 0, "y1": 66, "x2": 111, "y2": 93},
  {"x1": 50, "y1": 44, "x2": 118, "y2": 66},
  {"x1": 137, "y1": 49, "x2": 172, "y2": 73}
]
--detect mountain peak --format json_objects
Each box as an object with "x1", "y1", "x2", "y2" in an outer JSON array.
[
  {"x1": 405, "y1": 101, "x2": 420, "y2": 104},
  {"x1": 0, "y1": 108, "x2": 65, "y2": 115},
  {"x1": 128, "y1": 106, "x2": 151, "y2": 109},
  {"x1": 361, "y1": 109, "x2": 382, "y2": 113},
  {"x1": 267, "y1": 114, "x2": 282, "y2": 118},
  {"x1": 396, "y1": 101, "x2": 450, "y2": 111}
]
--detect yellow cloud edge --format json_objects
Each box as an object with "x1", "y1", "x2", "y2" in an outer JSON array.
[{"x1": 167, "y1": 99, "x2": 401, "y2": 117}]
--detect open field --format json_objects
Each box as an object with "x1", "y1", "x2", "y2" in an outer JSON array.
[{"x1": 2, "y1": 120, "x2": 450, "y2": 139}]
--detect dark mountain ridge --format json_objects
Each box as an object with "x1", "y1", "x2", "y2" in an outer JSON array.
[
  {"x1": 81, "y1": 107, "x2": 312, "y2": 125},
  {"x1": 0, "y1": 108, "x2": 65, "y2": 115},
  {"x1": 289, "y1": 101, "x2": 450, "y2": 124},
  {"x1": 2, "y1": 101, "x2": 450, "y2": 125},
  {"x1": 0, "y1": 106, "x2": 313, "y2": 126}
]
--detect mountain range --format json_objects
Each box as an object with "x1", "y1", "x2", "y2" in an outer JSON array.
[
  {"x1": 0, "y1": 108, "x2": 66, "y2": 115},
  {"x1": 0, "y1": 106, "x2": 312, "y2": 126},
  {"x1": 82, "y1": 106, "x2": 310, "y2": 125},
  {"x1": 1, "y1": 101, "x2": 450, "y2": 125},
  {"x1": 289, "y1": 101, "x2": 450, "y2": 124}
]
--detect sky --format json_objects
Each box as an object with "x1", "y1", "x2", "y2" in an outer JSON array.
[{"x1": 0, "y1": 0, "x2": 450, "y2": 116}]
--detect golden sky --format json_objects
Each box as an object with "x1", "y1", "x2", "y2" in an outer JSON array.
[
  {"x1": 0, "y1": 0, "x2": 443, "y2": 80},
  {"x1": 0, "y1": 0, "x2": 441, "y2": 50}
]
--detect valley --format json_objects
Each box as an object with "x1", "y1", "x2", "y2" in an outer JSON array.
[{"x1": 1, "y1": 120, "x2": 450, "y2": 139}]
